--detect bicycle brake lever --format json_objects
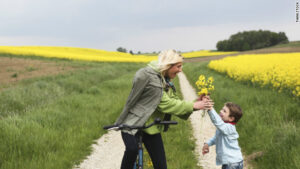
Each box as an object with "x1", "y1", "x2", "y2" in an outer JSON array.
[
  {"x1": 107, "y1": 127, "x2": 120, "y2": 131},
  {"x1": 154, "y1": 118, "x2": 161, "y2": 123}
]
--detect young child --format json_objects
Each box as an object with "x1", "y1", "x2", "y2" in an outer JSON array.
[{"x1": 202, "y1": 101, "x2": 244, "y2": 169}]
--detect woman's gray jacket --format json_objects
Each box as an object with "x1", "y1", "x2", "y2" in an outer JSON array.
[{"x1": 115, "y1": 64, "x2": 163, "y2": 135}]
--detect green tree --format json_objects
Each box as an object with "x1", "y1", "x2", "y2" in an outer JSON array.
[
  {"x1": 242, "y1": 42, "x2": 250, "y2": 51},
  {"x1": 116, "y1": 47, "x2": 127, "y2": 53},
  {"x1": 216, "y1": 30, "x2": 289, "y2": 51}
]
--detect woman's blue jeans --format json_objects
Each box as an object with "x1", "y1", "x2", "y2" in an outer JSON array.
[{"x1": 222, "y1": 160, "x2": 243, "y2": 169}]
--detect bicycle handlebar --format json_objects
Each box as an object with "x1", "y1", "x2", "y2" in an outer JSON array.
[{"x1": 103, "y1": 118, "x2": 178, "y2": 131}]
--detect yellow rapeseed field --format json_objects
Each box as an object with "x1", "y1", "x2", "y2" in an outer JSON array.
[
  {"x1": 0, "y1": 46, "x2": 237, "y2": 63},
  {"x1": 208, "y1": 53, "x2": 300, "y2": 97},
  {"x1": 0, "y1": 46, "x2": 157, "y2": 62}
]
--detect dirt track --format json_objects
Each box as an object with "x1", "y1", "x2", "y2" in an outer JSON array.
[
  {"x1": 0, "y1": 56, "x2": 75, "y2": 87},
  {"x1": 184, "y1": 46, "x2": 300, "y2": 62}
]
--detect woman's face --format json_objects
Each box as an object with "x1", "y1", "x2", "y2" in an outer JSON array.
[{"x1": 166, "y1": 62, "x2": 183, "y2": 79}]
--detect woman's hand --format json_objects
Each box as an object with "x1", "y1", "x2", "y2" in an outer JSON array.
[
  {"x1": 202, "y1": 143, "x2": 209, "y2": 155},
  {"x1": 193, "y1": 100, "x2": 212, "y2": 110}
]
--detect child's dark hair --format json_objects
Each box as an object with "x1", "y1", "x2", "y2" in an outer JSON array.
[{"x1": 225, "y1": 102, "x2": 243, "y2": 123}]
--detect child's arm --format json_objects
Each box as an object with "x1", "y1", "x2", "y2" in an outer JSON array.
[
  {"x1": 208, "y1": 108, "x2": 236, "y2": 135},
  {"x1": 203, "y1": 134, "x2": 216, "y2": 155},
  {"x1": 206, "y1": 134, "x2": 216, "y2": 146},
  {"x1": 203, "y1": 133, "x2": 216, "y2": 155}
]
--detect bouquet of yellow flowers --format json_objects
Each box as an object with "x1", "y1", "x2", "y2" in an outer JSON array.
[
  {"x1": 195, "y1": 75, "x2": 214, "y2": 96},
  {"x1": 195, "y1": 75, "x2": 214, "y2": 116}
]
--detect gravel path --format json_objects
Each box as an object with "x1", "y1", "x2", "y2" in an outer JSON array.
[
  {"x1": 74, "y1": 72, "x2": 218, "y2": 169},
  {"x1": 73, "y1": 130, "x2": 124, "y2": 169},
  {"x1": 177, "y1": 72, "x2": 218, "y2": 169}
]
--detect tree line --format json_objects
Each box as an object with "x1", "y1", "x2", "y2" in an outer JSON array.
[
  {"x1": 116, "y1": 47, "x2": 159, "y2": 55},
  {"x1": 216, "y1": 30, "x2": 289, "y2": 51}
]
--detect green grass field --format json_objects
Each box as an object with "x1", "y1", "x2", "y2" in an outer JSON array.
[
  {"x1": 271, "y1": 41, "x2": 300, "y2": 48},
  {"x1": 183, "y1": 61, "x2": 300, "y2": 169}
]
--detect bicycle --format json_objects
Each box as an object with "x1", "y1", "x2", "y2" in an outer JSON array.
[{"x1": 103, "y1": 118, "x2": 178, "y2": 169}]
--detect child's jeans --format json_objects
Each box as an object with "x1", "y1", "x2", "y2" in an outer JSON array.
[{"x1": 222, "y1": 160, "x2": 243, "y2": 169}]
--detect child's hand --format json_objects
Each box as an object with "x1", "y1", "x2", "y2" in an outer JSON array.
[
  {"x1": 197, "y1": 94, "x2": 206, "y2": 101},
  {"x1": 197, "y1": 94, "x2": 211, "y2": 101},
  {"x1": 202, "y1": 143, "x2": 209, "y2": 155},
  {"x1": 203, "y1": 99, "x2": 214, "y2": 110},
  {"x1": 206, "y1": 100, "x2": 214, "y2": 110},
  {"x1": 203, "y1": 94, "x2": 211, "y2": 101}
]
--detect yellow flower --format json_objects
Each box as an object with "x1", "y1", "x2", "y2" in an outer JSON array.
[
  {"x1": 208, "y1": 77, "x2": 214, "y2": 83},
  {"x1": 199, "y1": 88, "x2": 208, "y2": 95},
  {"x1": 208, "y1": 85, "x2": 215, "y2": 91},
  {"x1": 147, "y1": 159, "x2": 153, "y2": 167}
]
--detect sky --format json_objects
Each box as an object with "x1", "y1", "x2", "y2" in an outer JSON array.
[{"x1": 0, "y1": 0, "x2": 299, "y2": 52}]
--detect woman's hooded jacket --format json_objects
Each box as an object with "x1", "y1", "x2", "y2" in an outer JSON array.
[{"x1": 115, "y1": 60, "x2": 193, "y2": 135}]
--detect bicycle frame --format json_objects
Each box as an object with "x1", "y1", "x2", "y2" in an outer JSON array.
[
  {"x1": 103, "y1": 118, "x2": 177, "y2": 169},
  {"x1": 133, "y1": 132, "x2": 143, "y2": 169}
]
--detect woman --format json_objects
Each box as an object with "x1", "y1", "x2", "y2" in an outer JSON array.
[{"x1": 115, "y1": 49, "x2": 208, "y2": 169}]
